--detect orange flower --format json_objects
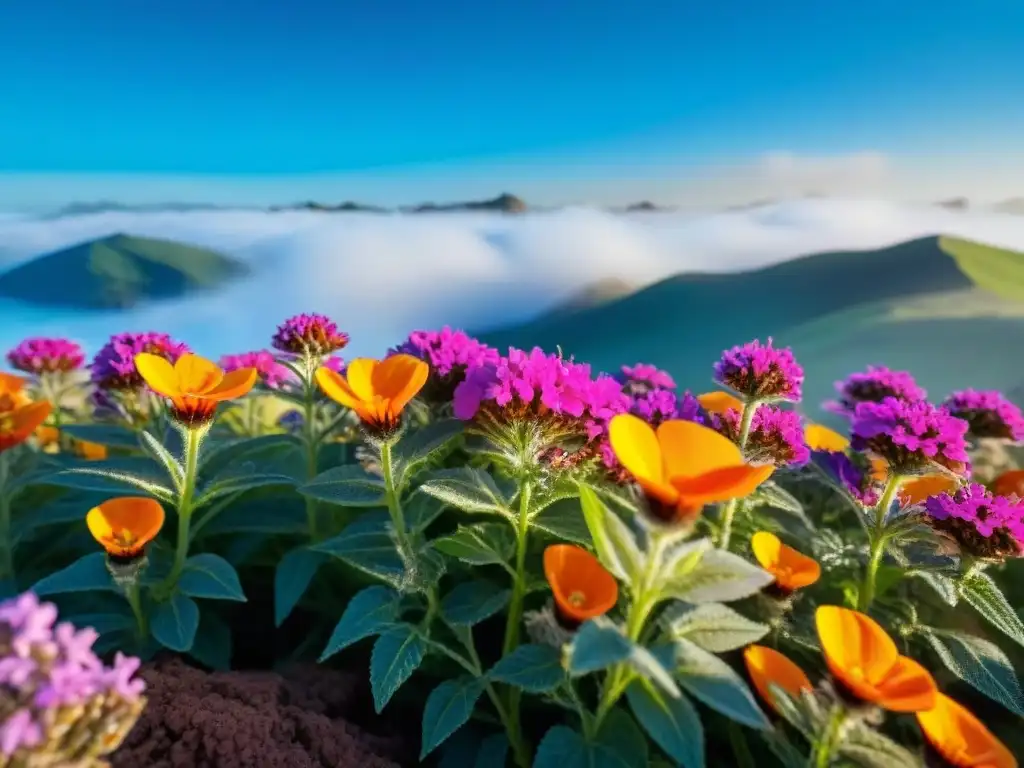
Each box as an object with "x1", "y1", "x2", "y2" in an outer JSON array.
[
  {"x1": 75, "y1": 439, "x2": 108, "y2": 461},
  {"x1": 992, "y1": 469, "x2": 1024, "y2": 499},
  {"x1": 543, "y1": 544, "x2": 618, "y2": 626},
  {"x1": 916, "y1": 693, "x2": 1017, "y2": 768},
  {"x1": 900, "y1": 474, "x2": 958, "y2": 506},
  {"x1": 697, "y1": 390, "x2": 744, "y2": 416},
  {"x1": 750, "y1": 531, "x2": 821, "y2": 592},
  {"x1": 815, "y1": 605, "x2": 937, "y2": 712},
  {"x1": 609, "y1": 413, "x2": 774, "y2": 523},
  {"x1": 743, "y1": 645, "x2": 814, "y2": 714},
  {"x1": 135, "y1": 353, "x2": 257, "y2": 426},
  {"x1": 35, "y1": 425, "x2": 60, "y2": 448},
  {"x1": 869, "y1": 457, "x2": 889, "y2": 483},
  {"x1": 86, "y1": 497, "x2": 165, "y2": 560},
  {"x1": 0, "y1": 372, "x2": 52, "y2": 452},
  {"x1": 316, "y1": 355, "x2": 429, "y2": 434},
  {"x1": 804, "y1": 423, "x2": 849, "y2": 452}
]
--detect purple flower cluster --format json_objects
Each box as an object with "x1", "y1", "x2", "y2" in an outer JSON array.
[
  {"x1": 220, "y1": 350, "x2": 291, "y2": 389},
  {"x1": 942, "y1": 389, "x2": 1024, "y2": 442},
  {"x1": 924, "y1": 483, "x2": 1024, "y2": 559},
  {"x1": 850, "y1": 397, "x2": 970, "y2": 476},
  {"x1": 716, "y1": 404, "x2": 810, "y2": 467},
  {"x1": 89, "y1": 332, "x2": 190, "y2": 390},
  {"x1": 0, "y1": 592, "x2": 145, "y2": 758},
  {"x1": 271, "y1": 313, "x2": 349, "y2": 357},
  {"x1": 6, "y1": 338, "x2": 85, "y2": 375},
  {"x1": 713, "y1": 338, "x2": 804, "y2": 403},
  {"x1": 616, "y1": 363, "x2": 677, "y2": 394},
  {"x1": 813, "y1": 450, "x2": 884, "y2": 507},
  {"x1": 825, "y1": 365, "x2": 927, "y2": 418},
  {"x1": 393, "y1": 327, "x2": 500, "y2": 378}
]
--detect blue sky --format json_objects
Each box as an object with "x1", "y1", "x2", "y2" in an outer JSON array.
[{"x1": 0, "y1": 0, "x2": 1022, "y2": 206}]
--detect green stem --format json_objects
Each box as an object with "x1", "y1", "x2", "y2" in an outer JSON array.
[
  {"x1": 810, "y1": 706, "x2": 846, "y2": 768},
  {"x1": 0, "y1": 452, "x2": 12, "y2": 581},
  {"x1": 717, "y1": 399, "x2": 759, "y2": 550},
  {"x1": 857, "y1": 473, "x2": 903, "y2": 611},
  {"x1": 125, "y1": 581, "x2": 146, "y2": 640},
  {"x1": 303, "y1": 383, "x2": 320, "y2": 541},
  {"x1": 379, "y1": 441, "x2": 411, "y2": 558},
  {"x1": 163, "y1": 426, "x2": 203, "y2": 590},
  {"x1": 500, "y1": 480, "x2": 533, "y2": 768}
]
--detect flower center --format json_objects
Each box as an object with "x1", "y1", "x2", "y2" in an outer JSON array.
[{"x1": 567, "y1": 590, "x2": 588, "y2": 608}]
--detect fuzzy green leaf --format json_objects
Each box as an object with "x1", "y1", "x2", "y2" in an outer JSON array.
[
  {"x1": 533, "y1": 709, "x2": 648, "y2": 768},
  {"x1": 441, "y1": 581, "x2": 510, "y2": 626},
  {"x1": 418, "y1": 467, "x2": 515, "y2": 516},
  {"x1": 420, "y1": 676, "x2": 486, "y2": 759},
  {"x1": 151, "y1": 593, "x2": 200, "y2": 652},
  {"x1": 370, "y1": 624, "x2": 427, "y2": 712},
  {"x1": 626, "y1": 679, "x2": 704, "y2": 768},
  {"x1": 579, "y1": 484, "x2": 641, "y2": 583},
  {"x1": 274, "y1": 546, "x2": 327, "y2": 626},
  {"x1": 298, "y1": 465, "x2": 387, "y2": 507},
  {"x1": 395, "y1": 419, "x2": 463, "y2": 478},
  {"x1": 32, "y1": 553, "x2": 116, "y2": 596},
  {"x1": 321, "y1": 585, "x2": 401, "y2": 661},
  {"x1": 488, "y1": 643, "x2": 565, "y2": 693},
  {"x1": 312, "y1": 511, "x2": 405, "y2": 585},
  {"x1": 922, "y1": 627, "x2": 1024, "y2": 716},
  {"x1": 958, "y1": 570, "x2": 1024, "y2": 648},
  {"x1": 433, "y1": 523, "x2": 515, "y2": 567},
  {"x1": 663, "y1": 549, "x2": 773, "y2": 604},
  {"x1": 664, "y1": 603, "x2": 770, "y2": 653},
  {"x1": 531, "y1": 498, "x2": 592, "y2": 546},
  {"x1": 666, "y1": 639, "x2": 770, "y2": 730},
  {"x1": 178, "y1": 554, "x2": 246, "y2": 601}
]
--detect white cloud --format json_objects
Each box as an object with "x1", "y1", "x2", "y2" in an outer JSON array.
[{"x1": 1, "y1": 199, "x2": 1024, "y2": 362}]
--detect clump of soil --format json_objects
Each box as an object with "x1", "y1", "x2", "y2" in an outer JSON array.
[{"x1": 111, "y1": 658, "x2": 408, "y2": 768}]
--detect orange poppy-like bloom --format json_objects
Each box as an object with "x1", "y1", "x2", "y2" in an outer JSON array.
[
  {"x1": 543, "y1": 544, "x2": 618, "y2": 626},
  {"x1": 0, "y1": 372, "x2": 52, "y2": 452},
  {"x1": 992, "y1": 469, "x2": 1024, "y2": 499},
  {"x1": 804, "y1": 423, "x2": 849, "y2": 452},
  {"x1": 135, "y1": 353, "x2": 257, "y2": 426},
  {"x1": 900, "y1": 473, "x2": 959, "y2": 506},
  {"x1": 743, "y1": 645, "x2": 814, "y2": 714},
  {"x1": 916, "y1": 693, "x2": 1017, "y2": 768},
  {"x1": 697, "y1": 390, "x2": 744, "y2": 416},
  {"x1": 816, "y1": 605, "x2": 937, "y2": 712},
  {"x1": 76, "y1": 439, "x2": 109, "y2": 461},
  {"x1": 316, "y1": 355, "x2": 429, "y2": 434},
  {"x1": 608, "y1": 414, "x2": 774, "y2": 523},
  {"x1": 750, "y1": 531, "x2": 821, "y2": 592},
  {"x1": 86, "y1": 497, "x2": 165, "y2": 560}
]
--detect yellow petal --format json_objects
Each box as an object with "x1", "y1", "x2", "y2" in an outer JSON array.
[
  {"x1": 134, "y1": 354, "x2": 181, "y2": 398},
  {"x1": 608, "y1": 414, "x2": 665, "y2": 487},
  {"x1": 657, "y1": 419, "x2": 744, "y2": 480},
  {"x1": 697, "y1": 390, "x2": 744, "y2": 416},
  {"x1": 751, "y1": 531, "x2": 782, "y2": 570},
  {"x1": 173, "y1": 354, "x2": 223, "y2": 394},
  {"x1": 316, "y1": 366, "x2": 361, "y2": 409},
  {"x1": 816, "y1": 606, "x2": 898, "y2": 686},
  {"x1": 804, "y1": 424, "x2": 849, "y2": 452}
]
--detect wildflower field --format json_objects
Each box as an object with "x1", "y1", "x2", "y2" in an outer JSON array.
[{"x1": 1, "y1": 318, "x2": 1022, "y2": 767}]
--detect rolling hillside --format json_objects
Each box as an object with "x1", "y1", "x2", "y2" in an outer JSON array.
[
  {"x1": 0, "y1": 233, "x2": 249, "y2": 310},
  {"x1": 480, "y1": 235, "x2": 1024, "y2": 420}
]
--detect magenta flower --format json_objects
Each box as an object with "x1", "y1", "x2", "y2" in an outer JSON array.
[
  {"x1": 811, "y1": 449, "x2": 883, "y2": 507},
  {"x1": 925, "y1": 483, "x2": 1024, "y2": 560},
  {"x1": 942, "y1": 389, "x2": 1024, "y2": 442},
  {"x1": 713, "y1": 338, "x2": 803, "y2": 403},
  {"x1": 617, "y1": 363, "x2": 677, "y2": 393},
  {"x1": 6, "y1": 338, "x2": 85, "y2": 375},
  {"x1": 220, "y1": 350, "x2": 291, "y2": 389},
  {"x1": 715, "y1": 404, "x2": 810, "y2": 467},
  {"x1": 271, "y1": 313, "x2": 348, "y2": 357},
  {"x1": 393, "y1": 327, "x2": 500, "y2": 378},
  {"x1": 89, "y1": 332, "x2": 189, "y2": 390},
  {"x1": 850, "y1": 397, "x2": 970, "y2": 477},
  {"x1": 825, "y1": 365, "x2": 927, "y2": 418}
]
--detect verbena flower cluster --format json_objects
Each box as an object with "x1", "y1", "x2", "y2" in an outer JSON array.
[
  {"x1": 924, "y1": 482, "x2": 1024, "y2": 559},
  {"x1": 89, "y1": 332, "x2": 190, "y2": 390},
  {"x1": 825, "y1": 365, "x2": 927, "y2": 418},
  {"x1": 271, "y1": 313, "x2": 349, "y2": 357},
  {"x1": 812, "y1": 449, "x2": 883, "y2": 507},
  {"x1": 0, "y1": 592, "x2": 146, "y2": 762},
  {"x1": 715, "y1": 404, "x2": 810, "y2": 467},
  {"x1": 941, "y1": 389, "x2": 1024, "y2": 442},
  {"x1": 713, "y1": 338, "x2": 804, "y2": 402},
  {"x1": 850, "y1": 397, "x2": 970, "y2": 476},
  {"x1": 6, "y1": 338, "x2": 85, "y2": 375},
  {"x1": 220, "y1": 350, "x2": 291, "y2": 390},
  {"x1": 616, "y1": 363, "x2": 676, "y2": 393},
  {"x1": 392, "y1": 327, "x2": 500, "y2": 402}
]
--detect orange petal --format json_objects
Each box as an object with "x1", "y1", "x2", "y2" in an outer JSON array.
[
  {"x1": 743, "y1": 645, "x2": 813, "y2": 714},
  {"x1": 76, "y1": 440, "x2": 108, "y2": 461},
  {"x1": 900, "y1": 474, "x2": 958, "y2": 506},
  {"x1": 872, "y1": 654, "x2": 937, "y2": 713},
  {"x1": 134, "y1": 353, "x2": 181, "y2": 398},
  {"x1": 543, "y1": 544, "x2": 619, "y2": 623},
  {"x1": 755, "y1": 531, "x2": 822, "y2": 591},
  {"x1": 203, "y1": 367, "x2": 258, "y2": 401},
  {"x1": 672, "y1": 463, "x2": 774, "y2": 506},
  {"x1": 870, "y1": 457, "x2": 889, "y2": 483},
  {"x1": 917, "y1": 694, "x2": 1018, "y2": 768},
  {"x1": 173, "y1": 354, "x2": 223, "y2": 394},
  {"x1": 7, "y1": 401, "x2": 52, "y2": 444},
  {"x1": 316, "y1": 366, "x2": 362, "y2": 409},
  {"x1": 345, "y1": 359, "x2": 379, "y2": 401},
  {"x1": 35, "y1": 425, "x2": 60, "y2": 447},
  {"x1": 657, "y1": 419, "x2": 745, "y2": 480},
  {"x1": 815, "y1": 606, "x2": 898, "y2": 690},
  {"x1": 86, "y1": 496, "x2": 165, "y2": 557},
  {"x1": 609, "y1": 414, "x2": 666, "y2": 487},
  {"x1": 373, "y1": 354, "x2": 429, "y2": 413},
  {"x1": 992, "y1": 469, "x2": 1024, "y2": 499},
  {"x1": 0, "y1": 372, "x2": 26, "y2": 396},
  {"x1": 697, "y1": 390, "x2": 744, "y2": 416},
  {"x1": 804, "y1": 424, "x2": 849, "y2": 452}
]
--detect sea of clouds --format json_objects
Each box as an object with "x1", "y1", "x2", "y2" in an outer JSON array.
[{"x1": 1, "y1": 199, "x2": 1024, "y2": 362}]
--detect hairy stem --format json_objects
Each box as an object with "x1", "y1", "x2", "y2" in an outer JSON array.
[
  {"x1": 811, "y1": 706, "x2": 846, "y2": 768},
  {"x1": 303, "y1": 380, "x2": 320, "y2": 541},
  {"x1": 125, "y1": 580, "x2": 146, "y2": 641},
  {"x1": 857, "y1": 473, "x2": 903, "y2": 611},
  {"x1": 717, "y1": 399, "x2": 759, "y2": 550},
  {"x1": 163, "y1": 426, "x2": 203, "y2": 590},
  {"x1": 379, "y1": 441, "x2": 410, "y2": 559}
]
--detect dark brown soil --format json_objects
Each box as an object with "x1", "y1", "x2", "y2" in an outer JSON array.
[{"x1": 111, "y1": 657, "x2": 410, "y2": 768}]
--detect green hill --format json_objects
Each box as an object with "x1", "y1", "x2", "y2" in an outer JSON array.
[
  {"x1": 479, "y1": 235, "x2": 1024, "y2": 420},
  {"x1": 0, "y1": 233, "x2": 249, "y2": 310}
]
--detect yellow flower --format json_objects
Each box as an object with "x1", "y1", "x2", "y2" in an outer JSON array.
[{"x1": 135, "y1": 353, "x2": 257, "y2": 426}]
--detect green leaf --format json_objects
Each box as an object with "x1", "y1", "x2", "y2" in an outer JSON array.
[
  {"x1": 664, "y1": 603, "x2": 769, "y2": 653},
  {"x1": 441, "y1": 581, "x2": 511, "y2": 626},
  {"x1": 370, "y1": 624, "x2": 427, "y2": 712},
  {"x1": 32, "y1": 553, "x2": 115, "y2": 596},
  {"x1": 627, "y1": 678, "x2": 704, "y2": 768},
  {"x1": 752, "y1": 482, "x2": 813, "y2": 529},
  {"x1": 418, "y1": 467, "x2": 514, "y2": 516},
  {"x1": 534, "y1": 709, "x2": 648, "y2": 768},
  {"x1": 12, "y1": 493, "x2": 112, "y2": 540},
  {"x1": 922, "y1": 627, "x2": 1024, "y2": 716},
  {"x1": 958, "y1": 569, "x2": 1024, "y2": 648},
  {"x1": 396, "y1": 419, "x2": 463, "y2": 476},
  {"x1": 474, "y1": 735, "x2": 510, "y2": 768},
  {"x1": 299, "y1": 465, "x2": 387, "y2": 507},
  {"x1": 64, "y1": 611, "x2": 135, "y2": 637},
  {"x1": 909, "y1": 571, "x2": 958, "y2": 607},
  {"x1": 313, "y1": 511, "x2": 405, "y2": 585},
  {"x1": 420, "y1": 676, "x2": 486, "y2": 759},
  {"x1": 177, "y1": 554, "x2": 246, "y2": 601},
  {"x1": 663, "y1": 549, "x2": 773, "y2": 604},
  {"x1": 568, "y1": 620, "x2": 632, "y2": 675},
  {"x1": 405, "y1": 494, "x2": 447, "y2": 532},
  {"x1": 275, "y1": 547, "x2": 327, "y2": 626},
  {"x1": 196, "y1": 471, "x2": 297, "y2": 506},
  {"x1": 321, "y1": 585, "x2": 400, "y2": 661},
  {"x1": 47, "y1": 459, "x2": 175, "y2": 502},
  {"x1": 488, "y1": 643, "x2": 564, "y2": 693},
  {"x1": 579, "y1": 484, "x2": 641, "y2": 583},
  {"x1": 666, "y1": 639, "x2": 770, "y2": 730},
  {"x1": 433, "y1": 523, "x2": 515, "y2": 567},
  {"x1": 151, "y1": 593, "x2": 200, "y2": 652},
  {"x1": 199, "y1": 433, "x2": 300, "y2": 478},
  {"x1": 138, "y1": 430, "x2": 184, "y2": 488},
  {"x1": 62, "y1": 423, "x2": 141, "y2": 449},
  {"x1": 196, "y1": 498, "x2": 307, "y2": 537},
  {"x1": 531, "y1": 498, "x2": 592, "y2": 546},
  {"x1": 188, "y1": 610, "x2": 232, "y2": 671},
  {"x1": 839, "y1": 723, "x2": 922, "y2": 768}
]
